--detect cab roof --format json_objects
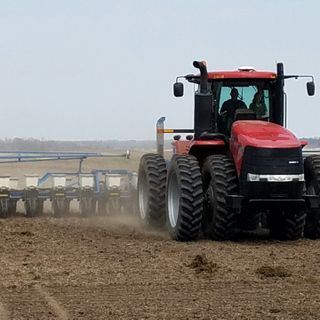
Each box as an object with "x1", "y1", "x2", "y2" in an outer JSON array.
[
  {"x1": 186, "y1": 70, "x2": 277, "y2": 82},
  {"x1": 208, "y1": 70, "x2": 277, "y2": 80}
]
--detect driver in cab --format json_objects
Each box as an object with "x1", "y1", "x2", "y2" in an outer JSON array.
[{"x1": 219, "y1": 88, "x2": 247, "y2": 134}]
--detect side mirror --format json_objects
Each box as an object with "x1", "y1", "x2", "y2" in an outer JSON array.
[
  {"x1": 173, "y1": 82, "x2": 184, "y2": 97},
  {"x1": 307, "y1": 81, "x2": 315, "y2": 96}
]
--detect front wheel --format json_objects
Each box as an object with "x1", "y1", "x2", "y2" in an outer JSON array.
[
  {"x1": 202, "y1": 155, "x2": 238, "y2": 240},
  {"x1": 267, "y1": 209, "x2": 305, "y2": 240},
  {"x1": 166, "y1": 155, "x2": 203, "y2": 241}
]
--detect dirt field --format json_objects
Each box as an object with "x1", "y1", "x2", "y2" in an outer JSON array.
[
  {"x1": 0, "y1": 156, "x2": 320, "y2": 319},
  {"x1": 1, "y1": 215, "x2": 320, "y2": 320}
]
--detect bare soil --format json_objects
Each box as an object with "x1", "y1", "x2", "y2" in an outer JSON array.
[
  {"x1": 0, "y1": 214, "x2": 320, "y2": 320},
  {"x1": 0, "y1": 158, "x2": 320, "y2": 319}
]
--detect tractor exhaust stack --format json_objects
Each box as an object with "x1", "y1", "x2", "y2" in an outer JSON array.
[{"x1": 193, "y1": 60, "x2": 213, "y2": 139}]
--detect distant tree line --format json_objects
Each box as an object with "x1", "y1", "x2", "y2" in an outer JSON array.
[
  {"x1": 0, "y1": 137, "x2": 318, "y2": 151},
  {"x1": 301, "y1": 137, "x2": 320, "y2": 149},
  {"x1": 0, "y1": 138, "x2": 167, "y2": 151}
]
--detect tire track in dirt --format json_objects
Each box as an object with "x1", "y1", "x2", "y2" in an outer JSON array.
[{"x1": 35, "y1": 285, "x2": 69, "y2": 320}]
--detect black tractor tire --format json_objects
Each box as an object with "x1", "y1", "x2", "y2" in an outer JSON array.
[
  {"x1": 267, "y1": 209, "x2": 305, "y2": 240},
  {"x1": 304, "y1": 209, "x2": 320, "y2": 239},
  {"x1": 260, "y1": 212, "x2": 268, "y2": 229},
  {"x1": 166, "y1": 155, "x2": 203, "y2": 241},
  {"x1": 304, "y1": 155, "x2": 320, "y2": 238},
  {"x1": 239, "y1": 210, "x2": 261, "y2": 231},
  {"x1": 201, "y1": 155, "x2": 238, "y2": 240},
  {"x1": 137, "y1": 153, "x2": 167, "y2": 228}
]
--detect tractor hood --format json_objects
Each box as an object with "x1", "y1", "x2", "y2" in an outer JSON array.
[{"x1": 231, "y1": 121, "x2": 302, "y2": 148}]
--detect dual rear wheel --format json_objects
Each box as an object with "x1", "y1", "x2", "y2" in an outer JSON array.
[
  {"x1": 138, "y1": 153, "x2": 238, "y2": 241},
  {"x1": 166, "y1": 155, "x2": 203, "y2": 241}
]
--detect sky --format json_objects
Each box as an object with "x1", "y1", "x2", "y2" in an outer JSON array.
[{"x1": 0, "y1": 0, "x2": 319, "y2": 140}]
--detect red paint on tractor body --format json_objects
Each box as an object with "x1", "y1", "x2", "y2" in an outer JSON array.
[
  {"x1": 230, "y1": 121, "x2": 302, "y2": 175},
  {"x1": 207, "y1": 70, "x2": 277, "y2": 80},
  {"x1": 172, "y1": 139, "x2": 225, "y2": 155}
]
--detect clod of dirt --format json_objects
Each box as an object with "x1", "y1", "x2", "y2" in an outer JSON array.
[
  {"x1": 33, "y1": 274, "x2": 41, "y2": 280},
  {"x1": 256, "y1": 265, "x2": 291, "y2": 278},
  {"x1": 20, "y1": 231, "x2": 34, "y2": 236},
  {"x1": 188, "y1": 254, "x2": 218, "y2": 274},
  {"x1": 269, "y1": 308, "x2": 281, "y2": 314},
  {"x1": 7, "y1": 284, "x2": 17, "y2": 290}
]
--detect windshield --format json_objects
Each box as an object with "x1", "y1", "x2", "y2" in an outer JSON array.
[{"x1": 215, "y1": 82, "x2": 272, "y2": 120}]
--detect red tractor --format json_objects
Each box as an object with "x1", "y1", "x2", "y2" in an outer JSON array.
[{"x1": 138, "y1": 61, "x2": 319, "y2": 241}]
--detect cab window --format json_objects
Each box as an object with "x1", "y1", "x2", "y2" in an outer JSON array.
[{"x1": 218, "y1": 85, "x2": 271, "y2": 120}]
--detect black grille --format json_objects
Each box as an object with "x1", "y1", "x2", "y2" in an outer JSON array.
[
  {"x1": 240, "y1": 146, "x2": 303, "y2": 180},
  {"x1": 239, "y1": 146, "x2": 304, "y2": 198}
]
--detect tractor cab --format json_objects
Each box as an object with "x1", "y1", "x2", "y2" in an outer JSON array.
[{"x1": 174, "y1": 62, "x2": 315, "y2": 139}]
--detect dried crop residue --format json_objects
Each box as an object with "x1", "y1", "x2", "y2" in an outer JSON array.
[
  {"x1": 256, "y1": 265, "x2": 291, "y2": 278},
  {"x1": 187, "y1": 254, "x2": 218, "y2": 274}
]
